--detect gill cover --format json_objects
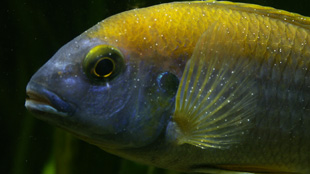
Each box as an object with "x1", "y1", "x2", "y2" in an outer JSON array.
[{"x1": 75, "y1": 37, "x2": 181, "y2": 148}]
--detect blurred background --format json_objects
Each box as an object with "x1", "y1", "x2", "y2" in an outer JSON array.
[{"x1": 2, "y1": 0, "x2": 309, "y2": 173}]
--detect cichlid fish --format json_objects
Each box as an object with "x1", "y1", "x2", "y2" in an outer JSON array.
[{"x1": 25, "y1": 1, "x2": 310, "y2": 173}]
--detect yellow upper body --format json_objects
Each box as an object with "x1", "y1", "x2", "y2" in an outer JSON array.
[
  {"x1": 26, "y1": 1, "x2": 310, "y2": 173},
  {"x1": 88, "y1": 1, "x2": 310, "y2": 76},
  {"x1": 85, "y1": 1, "x2": 310, "y2": 173}
]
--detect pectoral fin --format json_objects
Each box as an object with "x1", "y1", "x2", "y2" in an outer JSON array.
[{"x1": 171, "y1": 23, "x2": 258, "y2": 149}]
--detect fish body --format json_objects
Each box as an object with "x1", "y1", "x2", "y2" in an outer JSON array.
[{"x1": 25, "y1": 1, "x2": 310, "y2": 173}]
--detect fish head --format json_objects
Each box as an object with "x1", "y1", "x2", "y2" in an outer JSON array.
[{"x1": 25, "y1": 29, "x2": 179, "y2": 149}]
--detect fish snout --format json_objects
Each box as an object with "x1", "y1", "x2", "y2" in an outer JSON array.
[{"x1": 25, "y1": 82, "x2": 75, "y2": 117}]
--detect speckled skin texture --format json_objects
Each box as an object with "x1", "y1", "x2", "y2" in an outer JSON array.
[
  {"x1": 27, "y1": 1, "x2": 310, "y2": 173},
  {"x1": 88, "y1": 1, "x2": 310, "y2": 76},
  {"x1": 86, "y1": 2, "x2": 310, "y2": 173}
]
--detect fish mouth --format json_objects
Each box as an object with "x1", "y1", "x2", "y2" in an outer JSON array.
[{"x1": 25, "y1": 83, "x2": 75, "y2": 117}]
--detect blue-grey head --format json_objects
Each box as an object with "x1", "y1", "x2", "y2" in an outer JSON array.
[{"x1": 25, "y1": 23, "x2": 180, "y2": 149}]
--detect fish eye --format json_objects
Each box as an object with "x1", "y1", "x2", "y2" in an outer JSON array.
[
  {"x1": 94, "y1": 57, "x2": 115, "y2": 78},
  {"x1": 83, "y1": 45, "x2": 124, "y2": 83}
]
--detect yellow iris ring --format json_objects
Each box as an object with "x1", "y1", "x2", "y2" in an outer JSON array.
[
  {"x1": 93, "y1": 57, "x2": 115, "y2": 78},
  {"x1": 83, "y1": 44, "x2": 124, "y2": 83}
]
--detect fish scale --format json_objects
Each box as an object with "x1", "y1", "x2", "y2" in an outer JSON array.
[
  {"x1": 26, "y1": 1, "x2": 310, "y2": 173},
  {"x1": 89, "y1": 2, "x2": 310, "y2": 71},
  {"x1": 95, "y1": 2, "x2": 310, "y2": 172}
]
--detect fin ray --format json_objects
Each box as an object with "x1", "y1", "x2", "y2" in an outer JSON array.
[{"x1": 172, "y1": 23, "x2": 259, "y2": 149}]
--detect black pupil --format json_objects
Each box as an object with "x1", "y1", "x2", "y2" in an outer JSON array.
[{"x1": 95, "y1": 58, "x2": 113, "y2": 77}]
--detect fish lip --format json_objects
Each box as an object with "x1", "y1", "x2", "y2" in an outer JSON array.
[{"x1": 25, "y1": 82, "x2": 75, "y2": 117}]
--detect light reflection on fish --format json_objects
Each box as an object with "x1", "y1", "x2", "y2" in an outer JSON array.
[{"x1": 25, "y1": 1, "x2": 310, "y2": 173}]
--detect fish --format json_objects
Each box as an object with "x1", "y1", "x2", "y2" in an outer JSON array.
[{"x1": 25, "y1": 1, "x2": 310, "y2": 173}]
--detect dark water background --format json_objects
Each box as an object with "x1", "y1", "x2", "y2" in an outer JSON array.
[{"x1": 2, "y1": 0, "x2": 309, "y2": 173}]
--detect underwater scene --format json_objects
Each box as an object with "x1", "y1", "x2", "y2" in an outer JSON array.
[{"x1": 2, "y1": 0, "x2": 310, "y2": 173}]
